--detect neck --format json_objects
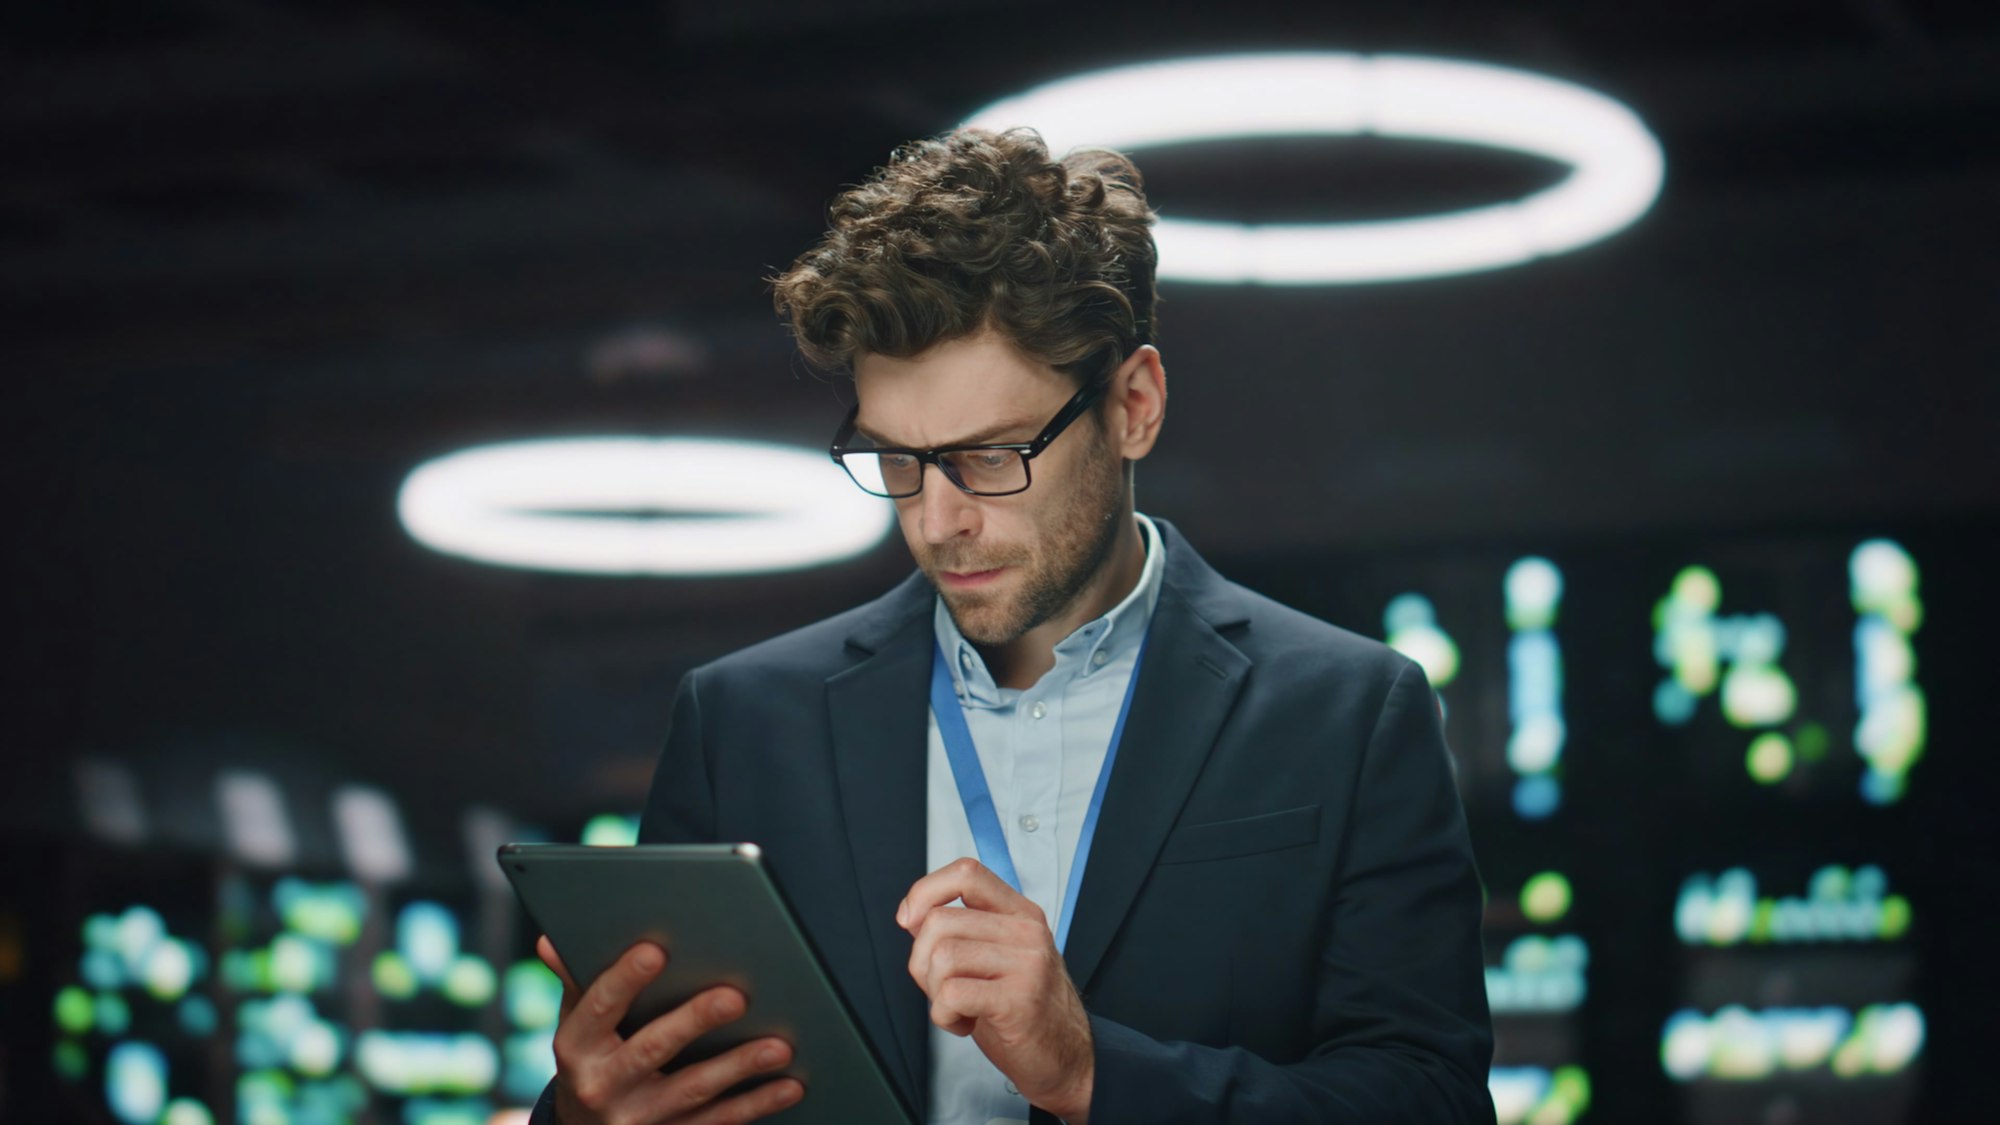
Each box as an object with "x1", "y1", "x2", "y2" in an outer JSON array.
[{"x1": 977, "y1": 514, "x2": 1146, "y2": 691}]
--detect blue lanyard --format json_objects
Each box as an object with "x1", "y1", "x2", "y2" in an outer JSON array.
[{"x1": 929, "y1": 635, "x2": 1147, "y2": 952}]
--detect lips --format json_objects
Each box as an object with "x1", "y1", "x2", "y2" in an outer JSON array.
[{"x1": 940, "y1": 567, "x2": 1005, "y2": 588}]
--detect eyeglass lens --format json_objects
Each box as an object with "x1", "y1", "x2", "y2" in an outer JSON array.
[{"x1": 842, "y1": 449, "x2": 1028, "y2": 497}]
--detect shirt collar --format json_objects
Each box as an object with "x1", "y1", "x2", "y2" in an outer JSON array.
[{"x1": 934, "y1": 513, "x2": 1167, "y2": 707}]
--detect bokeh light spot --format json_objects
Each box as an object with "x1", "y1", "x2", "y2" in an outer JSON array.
[
  {"x1": 55, "y1": 986, "x2": 95, "y2": 1035},
  {"x1": 1521, "y1": 872, "x2": 1573, "y2": 924},
  {"x1": 1746, "y1": 733, "x2": 1793, "y2": 784}
]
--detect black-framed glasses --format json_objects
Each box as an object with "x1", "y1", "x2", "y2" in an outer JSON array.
[{"x1": 829, "y1": 380, "x2": 1106, "y2": 498}]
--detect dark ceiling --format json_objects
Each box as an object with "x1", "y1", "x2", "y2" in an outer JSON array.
[{"x1": 6, "y1": 0, "x2": 1997, "y2": 835}]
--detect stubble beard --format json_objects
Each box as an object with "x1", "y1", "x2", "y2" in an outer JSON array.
[{"x1": 925, "y1": 430, "x2": 1127, "y2": 648}]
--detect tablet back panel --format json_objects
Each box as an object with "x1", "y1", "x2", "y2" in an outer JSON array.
[{"x1": 500, "y1": 843, "x2": 915, "y2": 1124}]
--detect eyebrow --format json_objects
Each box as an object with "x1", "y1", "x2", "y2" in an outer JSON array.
[{"x1": 852, "y1": 415, "x2": 1041, "y2": 449}]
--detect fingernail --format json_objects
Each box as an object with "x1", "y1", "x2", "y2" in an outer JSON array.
[
  {"x1": 758, "y1": 1045, "x2": 784, "y2": 1067},
  {"x1": 634, "y1": 946, "x2": 662, "y2": 972},
  {"x1": 896, "y1": 900, "x2": 907, "y2": 926}
]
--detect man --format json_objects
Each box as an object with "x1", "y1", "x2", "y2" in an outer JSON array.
[{"x1": 534, "y1": 128, "x2": 1494, "y2": 1124}]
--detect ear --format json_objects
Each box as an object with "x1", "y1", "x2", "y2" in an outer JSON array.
[{"x1": 1106, "y1": 345, "x2": 1167, "y2": 461}]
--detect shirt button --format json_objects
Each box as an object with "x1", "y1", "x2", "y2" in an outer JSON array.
[
  {"x1": 1019, "y1": 815, "x2": 1040, "y2": 833},
  {"x1": 1005, "y1": 1081, "x2": 1020, "y2": 1095},
  {"x1": 1030, "y1": 701, "x2": 1047, "y2": 720},
  {"x1": 960, "y1": 650, "x2": 974, "y2": 671},
  {"x1": 1091, "y1": 650, "x2": 1109, "y2": 668}
]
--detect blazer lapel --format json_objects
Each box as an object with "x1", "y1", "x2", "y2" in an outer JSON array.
[
  {"x1": 1061, "y1": 528, "x2": 1252, "y2": 994},
  {"x1": 825, "y1": 581, "x2": 933, "y2": 1116}
]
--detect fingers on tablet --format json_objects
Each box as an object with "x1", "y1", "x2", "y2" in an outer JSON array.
[
  {"x1": 536, "y1": 935, "x2": 578, "y2": 990},
  {"x1": 569, "y1": 942, "x2": 661, "y2": 1039},
  {"x1": 622, "y1": 984, "x2": 741, "y2": 1074},
  {"x1": 650, "y1": 1037, "x2": 801, "y2": 1123}
]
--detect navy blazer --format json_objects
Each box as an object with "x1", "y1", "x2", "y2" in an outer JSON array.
[{"x1": 537, "y1": 521, "x2": 1494, "y2": 1123}]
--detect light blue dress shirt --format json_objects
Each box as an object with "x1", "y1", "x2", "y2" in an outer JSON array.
[{"x1": 923, "y1": 513, "x2": 1166, "y2": 1125}]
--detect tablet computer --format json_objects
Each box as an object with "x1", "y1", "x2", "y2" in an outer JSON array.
[{"x1": 498, "y1": 842, "x2": 915, "y2": 1125}]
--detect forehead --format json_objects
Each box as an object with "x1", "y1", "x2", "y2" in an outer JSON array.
[{"x1": 851, "y1": 330, "x2": 1074, "y2": 445}]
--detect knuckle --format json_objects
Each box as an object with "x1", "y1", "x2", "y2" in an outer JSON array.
[
  {"x1": 933, "y1": 939, "x2": 964, "y2": 976},
  {"x1": 952, "y1": 856, "x2": 980, "y2": 875},
  {"x1": 629, "y1": 1024, "x2": 675, "y2": 1071},
  {"x1": 569, "y1": 1074, "x2": 607, "y2": 1110},
  {"x1": 675, "y1": 1073, "x2": 715, "y2": 1111}
]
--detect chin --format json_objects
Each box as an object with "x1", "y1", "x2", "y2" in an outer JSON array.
[
  {"x1": 939, "y1": 590, "x2": 1030, "y2": 648},
  {"x1": 944, "y1": 604, "x2": 1021, "y2": 647}
]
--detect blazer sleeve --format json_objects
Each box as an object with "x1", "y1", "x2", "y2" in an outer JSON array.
[
  {"x1": 1062, "y1": 659, "x2": 1495, "y2": 1124},
  {"x1": 638, "y1": 669, "x2": 719, "y2": 845},
  {"x1": 529, "y1": 671, "x2": 720, "y2": 1125}
]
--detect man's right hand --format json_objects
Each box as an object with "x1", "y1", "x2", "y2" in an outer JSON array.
[{"x1": 540, "y1": 935, "x2": 805, "y2": 1124}]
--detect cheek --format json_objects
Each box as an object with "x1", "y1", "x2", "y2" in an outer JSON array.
[
  {"x1": 1027, "y1": 499, "x2": 1068, "y2": 545},
  {"x1": 892, "y1": 500, "x2": 925, "y2": 543},
  {"x1": 979, "y1": 500, "x2": 1038, "y2": 549}
]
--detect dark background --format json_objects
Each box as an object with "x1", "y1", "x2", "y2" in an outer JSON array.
[{"x1": 4, "y1": 1, "x2": 1996, "y2": 1122}]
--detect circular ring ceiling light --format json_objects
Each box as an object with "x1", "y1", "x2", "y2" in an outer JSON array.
[
  {"x1": 397, "y1": 437, "x2": 895, "y2": 576},
  {"x1": 961, "y1": 53, "x2": 1665, "y2": 284}
]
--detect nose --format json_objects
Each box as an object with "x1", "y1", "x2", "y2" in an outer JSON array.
[{"x1": 915, "y1": 463, "x2": 979, "y2": 545}]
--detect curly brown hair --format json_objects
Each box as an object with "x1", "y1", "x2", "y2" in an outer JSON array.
[{"x1": 771, "y1": 127, "x2": 1158, "y2": 390}]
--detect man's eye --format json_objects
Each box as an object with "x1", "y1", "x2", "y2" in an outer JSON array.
[
  {"x1": 882, "y1": 454, "x2": 918, "y2": 470},
  {"x1": 972, "y1": 451, "x2": 1013, "y2": 469}
]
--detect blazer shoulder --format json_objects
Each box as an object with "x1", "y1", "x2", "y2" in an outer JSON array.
[
  {"x1": 1156, "y1": 518, "x2": 1413, "y2": 692},
  {"x1": 693, "y1": 573, "x2": 929, "y2": 688},
  {"x1": 1196, "y1": 573, "x2": 1417, "y2": 692}
]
